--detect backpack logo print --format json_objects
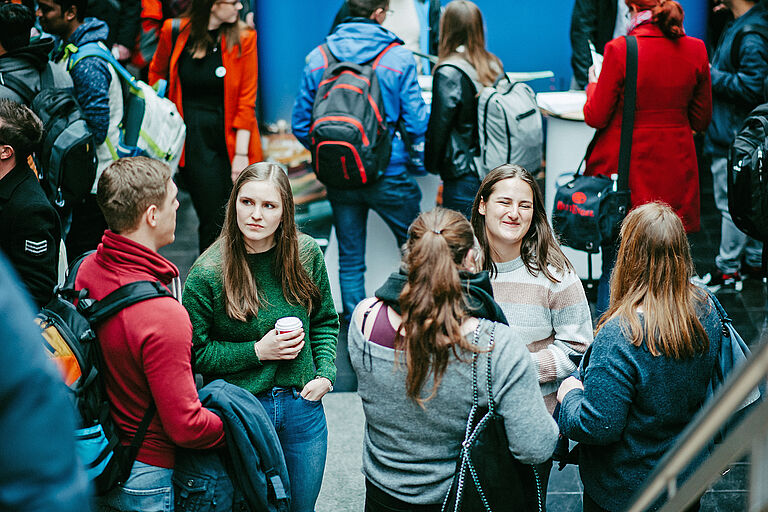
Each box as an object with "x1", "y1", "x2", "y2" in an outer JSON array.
[{"x1": 571, "y1": 192, "x2": 587, "y2": 204}]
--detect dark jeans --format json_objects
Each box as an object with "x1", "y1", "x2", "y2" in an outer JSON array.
[
  {"x1": 326, "y1": 171, "x2": 422, "y2": 321},
  {"x1": 596, "y1": 238, "x2": 618, "y2": 318},
  {"x1": 442, "y1": 172, "x2": 481, "y2": 220},
  {"x1": 364, "y1": 480, "x2": 441, "y2": 512}
]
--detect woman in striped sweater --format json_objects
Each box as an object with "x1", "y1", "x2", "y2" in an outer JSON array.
[{"x1": 471, "y1": 164, "x2": 593, "y2": 494}]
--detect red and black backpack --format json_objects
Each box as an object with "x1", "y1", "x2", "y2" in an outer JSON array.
[{"x1": 309, "y1": 42, "x2": 398, "y2": 189}]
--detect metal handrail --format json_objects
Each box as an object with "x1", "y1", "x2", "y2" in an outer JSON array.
[{"x1": 627, "y1": 335, "x2": 768, "y2": 512}]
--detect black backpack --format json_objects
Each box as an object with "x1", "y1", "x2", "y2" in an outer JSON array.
[
  {"x1": 4, "y1": 62, "x2": 97, "y2": 209},
  {"x1": 727, "y1": 102, "x2": 768, "y2": 271},
  {"x1": 308, "y1": 42, "x2": 397, "y2": 189},
  {"x1": 37, "y1": 252, "x2": 173, "y2": 495}
]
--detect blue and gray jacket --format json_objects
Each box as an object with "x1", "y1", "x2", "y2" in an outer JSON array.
[
  {"x1": 292, "y1": 19, "x2": 428, "y2": 176},
  {"x1": 704, "y1": 2, "x2": 768, "y2": 156}
]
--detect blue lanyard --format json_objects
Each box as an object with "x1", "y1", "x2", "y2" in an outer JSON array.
[{"x1": 413, "y1": 0, "x2": 430, "y2": 73}]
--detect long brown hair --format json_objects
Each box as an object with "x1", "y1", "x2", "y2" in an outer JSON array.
[
  {"x1": 437, "y1": 0, "x2": 502, "y2": 86},
  {"x1": 216, "y1": 162, "x2": 320, "y2": 322},
  {"x1": 398, "y1": 208, "x2": 481, "y2": 405},
  {"x1": 597, "y1": 202, "x2": 708, "y2": 358},
  {"x1": 471, "y1": 164, "x2": 573, "y2": 282},
  {"x1": 186, "y1": 0, "x2": 249, "y2": 58}
]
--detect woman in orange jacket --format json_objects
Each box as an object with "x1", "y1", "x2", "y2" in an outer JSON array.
[{"x1": 149, "y1": 0, "x2": 263, "y2": 252}]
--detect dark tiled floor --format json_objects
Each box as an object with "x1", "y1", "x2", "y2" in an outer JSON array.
[{"x1": 162, "y1": 154, "x2": 766, "y2": 510}]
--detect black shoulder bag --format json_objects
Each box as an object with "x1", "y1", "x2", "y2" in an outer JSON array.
[
  {"x1": 442, "y1": 321, "x2": 544, "y2": 512},
  {"x1": 552, "y1": 35, "x2": 637, "y2": 256}
]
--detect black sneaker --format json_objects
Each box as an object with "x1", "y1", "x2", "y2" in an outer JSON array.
[
  {"x1": 692, "y1": 270, "x2": 743, "y2": 292},
  {"x1": 743, "y1": 264, "x2": 766, "y2": 282}
]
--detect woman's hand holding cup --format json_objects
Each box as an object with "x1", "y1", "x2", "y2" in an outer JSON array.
[{"x1": 254, "y1": 322, "x2": 305, "y2": 361}]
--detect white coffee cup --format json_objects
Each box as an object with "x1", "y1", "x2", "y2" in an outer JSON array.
[{"x1": 275, "y1": 316, "x2": 302, "y2": 335}]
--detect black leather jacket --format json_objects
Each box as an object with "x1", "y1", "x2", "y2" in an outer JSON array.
[{"x1": 425, "y1": 64, "x2": 480, "y2": 181}]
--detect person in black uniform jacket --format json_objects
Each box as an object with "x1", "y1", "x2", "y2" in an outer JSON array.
[
  {"x1": 570, "y1": 0, "x2": 620, "y2": 89},
  {"x1": 0, "y1": 99, "x2": 59, "y2": 308}
]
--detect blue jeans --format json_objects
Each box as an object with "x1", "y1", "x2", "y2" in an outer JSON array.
[
  {"x1": 442, "y1": 172, "x2": 481, "y2": 220},
  {"x1": 711, "y1": 155, "x2": 763, "y2": 273},
  {"x1": 97, "y1": 461, "x2": 173, "y2": 512},
  {"x1": 326, "y1": 172, "x2": 422, "y2": 320},
  {"x1": 257, "y1": 387, "x2": 328, "y2": 512}
]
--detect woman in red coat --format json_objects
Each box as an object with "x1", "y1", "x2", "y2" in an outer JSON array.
[
  {"x1": 149, "y1": 0, "x2": 263, "y2": 253},
  {"x1": 583, "y1": 0, "x2": 711, "y2": 314}
]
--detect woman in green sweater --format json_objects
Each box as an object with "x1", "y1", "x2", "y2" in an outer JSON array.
[{"x1": 183, "y1": 162, "x2": 339, "y2": 512}]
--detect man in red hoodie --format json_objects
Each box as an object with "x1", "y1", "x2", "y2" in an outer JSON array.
[{"x1": 76, "y1": 156, "x2": 225, "y2": 511}]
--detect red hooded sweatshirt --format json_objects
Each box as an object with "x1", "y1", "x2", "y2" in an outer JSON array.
[{"x1": 76, "y1": 231, "x2": 224, "y2": 468}]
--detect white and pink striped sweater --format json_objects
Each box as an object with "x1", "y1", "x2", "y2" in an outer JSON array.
[{"x1": 491, "y1": 257, "x2": 594, "y2": 413}]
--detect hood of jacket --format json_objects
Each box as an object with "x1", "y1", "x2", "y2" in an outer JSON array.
[
  {"x1": 94, "y1": 230, "x2": 179, "y2": 286},
  {"x1": 0, "y1": 37, "x2": 55, "y2": 73},
  {"x1": 326, "y1": 19, "x2": 402, "y2": 64},
  {"x1": 66, "y1": 17, "x2": 109, "y2": 47}
]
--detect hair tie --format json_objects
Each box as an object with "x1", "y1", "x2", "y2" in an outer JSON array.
[{"x1": 432, "y1": 229, "x2": 443, "y2": 235}]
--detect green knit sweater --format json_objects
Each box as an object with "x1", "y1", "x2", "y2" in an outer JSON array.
[{"x1": 182, "y1": 234, "x2": 339, "y2": 395}]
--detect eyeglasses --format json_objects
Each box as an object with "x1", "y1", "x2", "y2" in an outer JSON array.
[{"x1": 215, "y1": 0, "x2": 242, "y2": 5}]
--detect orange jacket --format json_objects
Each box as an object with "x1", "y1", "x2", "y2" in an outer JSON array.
[{"x1": 148, "y1": 18, "x2": 263, "y2": 167}]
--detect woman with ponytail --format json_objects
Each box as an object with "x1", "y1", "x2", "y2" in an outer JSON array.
[
  {"x1": 582, "y1": 0, "x2": 712, "y2": 314},
  {"x1": 348, "y1": 207, "x2": 558, "y2": 511}
]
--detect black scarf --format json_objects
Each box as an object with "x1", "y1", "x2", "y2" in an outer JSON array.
[{"x1": 374, "y1": 270, "x2": 508, "y2": 325}]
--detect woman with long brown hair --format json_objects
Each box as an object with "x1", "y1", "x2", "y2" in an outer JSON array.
[
  {"x1": 557, "y1": 202, "x2": 721, "y2": 512},
  {"x1": 471, "y1": 164, "x2": 593, "y2": 496},
  {"x1": 425, "y1": 0, "x2": 502, "y2": 218},
  {"x1": 183, "y1": 163, "x2": 338, "y2": 512},
  {"x1": 349, "y1": 207, "x2": 558, "y2": 511},
  {"x1": 149, "y1": 0, "x2": 263, "y2": 253}
]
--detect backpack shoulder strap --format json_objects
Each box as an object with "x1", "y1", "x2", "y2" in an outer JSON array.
[
  {"x1": 2, "y1": 73, "x2": 36, "y2": 104},
  {"x1": 84, "y1": 280, "x2": 175, "y2": 325},
  {"x1": 318, "y1": 43, "x2": 337, "y2": 68},
  {"x1": 435, "y1": 56, "x2": 483, "y2": 94},
  {"x1": 371, "y1": 42, "x2": 400, "y2": 69},
  {"x1": 68, "y1": 42, "x2": 137, "y2": 88},
  {"x1": 730, "y1": 24, "x2": 768, "y2": 66}
]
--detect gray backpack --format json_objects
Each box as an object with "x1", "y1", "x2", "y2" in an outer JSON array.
[{"x1": 438, "y1": 57, "x2": 543, "y2": 178}]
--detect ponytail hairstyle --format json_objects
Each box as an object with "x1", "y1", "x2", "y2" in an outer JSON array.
[
  {"x1": 438, "y1": 0, "x2": 503, "y2": 86},
  {"x1": 216, "y1": 162, "x2": 320, "y2": 322},
  {"x1": 597, "y1": 202, "x2": 709, "y2": 358},
  {"x1": 398, "y1": 208, "x2": 481, "y2": 405},
  {"x1": 626, "y1": 0, "x2": 685, "y2": 39}
]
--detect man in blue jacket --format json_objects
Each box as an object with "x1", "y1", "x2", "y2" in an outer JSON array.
[
  {"x1": 292, "y1": 0, "x2": 428, "y2": 321},
  {"x1": 699, "y1": 0, "x2": 768, "y2": 291}
]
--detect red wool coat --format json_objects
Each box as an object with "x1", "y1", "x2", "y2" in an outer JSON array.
[{"x1": 584, "y1": 23, "x2": 712, "y2": 232}]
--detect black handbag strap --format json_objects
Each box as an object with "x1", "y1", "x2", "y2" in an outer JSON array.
[
  {"x1": 575, "y1": 35, "x2": 638, "y2": 183},
  {"x1": 617, "y1": 35, "x2": 638, "y2": 192}
]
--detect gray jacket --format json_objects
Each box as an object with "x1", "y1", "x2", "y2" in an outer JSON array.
[{"x1": 348, "y1": 312, "x2": 558, "y2": 505}]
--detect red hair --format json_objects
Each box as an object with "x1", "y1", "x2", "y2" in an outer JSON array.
[{"x1": 626, "y1": 0, "x2": 685, "y2": 39}]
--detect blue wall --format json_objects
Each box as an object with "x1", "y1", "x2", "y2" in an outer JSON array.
[{"x1": 256, "y1": 0, "x2": 709, "y2": 124}]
